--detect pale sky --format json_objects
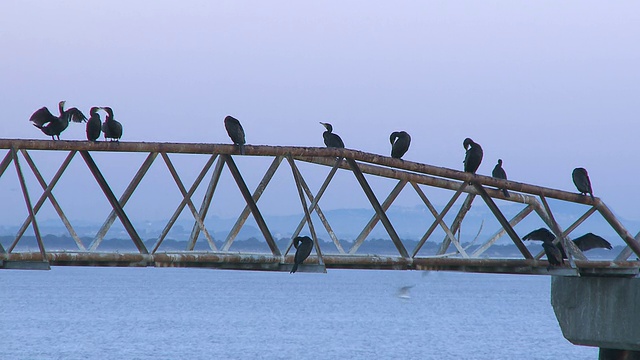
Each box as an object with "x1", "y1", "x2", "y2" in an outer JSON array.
[{"x1": 1, "y1": 1, "x2": 639, "y2": 224}]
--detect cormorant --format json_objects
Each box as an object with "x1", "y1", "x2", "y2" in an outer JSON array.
[
  {"x1": 224, "y1": 115, "x2": 246, "y2": 155},
  {"x1": 101, "y1": 107, "x2": 122, "y2": 141},
  {"x1": 390, "y1": 131, "x2": 411, "y2": 159},
  {"x1": 491, "y1": 159, "x2": 509, "y2": 197},
  {"x1": 86, "y1": 107, "x2": 102, "y2": 142},
  {"x1": 463, "y1": 138, "x2": 483, "y2": 174},
  {"x1": 29, "y1": 101, "x2": 87, "y2": 140},
  {"x1": 320, "y1": 122, "x2": 344, "y2": 148},
  {"x1": 290, "y1": 236, "x2": 313, "y2": 274},
  {"x1": 542, "y1": 241, "x2": 564, "y2": 270},
  {"x1": 572, "y1": 167, "x2": 594, "y2": 199},
  {"x1": 523, "y1": 228, "x2": 613, "y2": 258}
]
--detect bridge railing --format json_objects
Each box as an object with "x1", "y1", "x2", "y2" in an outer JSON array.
[{"x1": 0, "y1": 138, "x2": 638, "y2": 275}]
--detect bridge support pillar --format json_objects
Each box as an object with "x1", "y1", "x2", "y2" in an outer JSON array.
[{"x1": 551, "y1": 276, "x2": 640, "y2": 358}]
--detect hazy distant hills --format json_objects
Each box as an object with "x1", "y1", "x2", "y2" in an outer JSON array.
[{"x1": 1, "y1": 202, "x2": 638, "y2": 248}]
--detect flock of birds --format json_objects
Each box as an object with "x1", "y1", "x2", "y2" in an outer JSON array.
[
  {"x1": 29, "y1": 103, "x2": 606, "y2": 271},
  {"x1": 29, "y1": 101, "x2": 122, "y2": 141}
]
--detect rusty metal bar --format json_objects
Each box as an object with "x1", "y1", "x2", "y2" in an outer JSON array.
[
  {"x1": 347, "y1": 158, "x2": 409, "y2": 258},
  {"x1": 188, "y1": 156, "x2": 225, "y2": 251},
  {"x1": 288, "y1": 157, "x2": 344, "y2": 255},
  {"x1": 437, "y1": 194, "x2": 475, "y2": 255},
  {"x1": 80, "y1": 150, "x2": 148, "y2": 254},
  {"x1": 90, "y1": 152, "x2": 158, "y2": 250},
  {"x1": 286, "y1": 155, "x2": 324, "y2": 265},
  {"x1": 9, "y1": 148, "x2": 46, "y2": 257},
  {"x1": 412, "y1": 182, "x2": 466, "y2": 258},
  {"x1": 473, "y1": 204, "x2": 535, "y2": 258},
  {"x1": 593, "y1": 200, "x2": 640, "y2": 261},
  {"x1": 223, "y1": 155, "x2": 281, "y2": 256},
  {"x1": 0, "y1": 150, "x2": 12, "y2": 178},
  {"x1": 412, "y1": 182, "x2": 469, "y2": 258},
  {"x1": 20, "y1": 149, "x2": 85, "y2": 250},
  {"x1": 13, "y1": 150, "x2": 76, "y2": 246},
  {"x1": 0, "y1": 139, "x2": 598, "y2": 205},
  {"x1": 349, "y1": 180, "x2": 407, "y2": 255},
  {"x1": 533, "y1": 206, "x2": 597, "y2": 260},
  {"x1": 222, "y1": 156, "x2": 283, "y2": 251},
  {"x1": 474, "y1": 183, "x2": 533, "y2": 260},
  {"x1": 153, "y1": 153, "x2": 217, "y2": 253}
]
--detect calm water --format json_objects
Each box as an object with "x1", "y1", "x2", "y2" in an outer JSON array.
[{"x1": 0, "y1": 268, "x2": 596, "y2": 359}]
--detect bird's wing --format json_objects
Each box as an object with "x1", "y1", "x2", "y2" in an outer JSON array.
[
  {"x1": 65, "y1": 108, "x2": 88, "y2": 123},
  {"x1": 573, "y1": 233, "x2": 612, "y2": 251},
  {"x1": 29, "y1": 107, "x2": 55, "y2": 127},
  {"x1": 522, "y1": 228, "x2": 555, "y2": 241}
]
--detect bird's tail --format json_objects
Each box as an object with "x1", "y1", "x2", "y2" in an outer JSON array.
[
  {"x1": 502, "y1": 188, "x2": 510, "y2": 197},
  {"x1": 290, "y1": 263, "x2": 298, "y2": 274},
  {"x1": 239, "y1": 144, "x2": 245, "y2": 155},
  {"x1": 590, "y1": 193, "x2": 594, "y2": 200}
]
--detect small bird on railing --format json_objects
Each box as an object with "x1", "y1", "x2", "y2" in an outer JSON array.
[
  {"x1": 491, "y1": 159, "x2": 510, "y2": 197},
  {"x1": 101, "y1": 107, "x2": 122, "y2": 141},
  {"x1": 29, "y1": 101, "x2": 87, "y2": 140},
  {"x1": 390, "y1": 131, "x2": 411, "y2": 159},
  {"x1": 572, "y1": 167, "x2": 594, "y2": 199},
  {"x1": 224, "y1": 115, "x2": 246, "y2": 155},
  {"x1": 290, "y1": 236, "x2": 313, "y2": 274},
  {"x1": 523, "y1": 228, "x2": 613, "y2": 259},
  {"x1": 320, "y1": 122, "x2": 344, "y2": 148},
  {"x1": 463, "y1": 137, "x2": 483, "y2": 174},
  {"x1": 86, "y1": 107, "x2": 102, "y2": 142}
]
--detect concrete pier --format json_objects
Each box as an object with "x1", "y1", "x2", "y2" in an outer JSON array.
[{"x1": 551, "y1": 276, "x2": 640, "y2": 358}]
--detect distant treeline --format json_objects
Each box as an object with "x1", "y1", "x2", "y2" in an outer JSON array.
[{"x1": 0, "y1": 234, "x2": 620, "y2": 259}]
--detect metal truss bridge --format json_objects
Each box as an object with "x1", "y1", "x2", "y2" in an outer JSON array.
[{"x1": 1, "y1": 138, "x2": 639, "y2": 276}]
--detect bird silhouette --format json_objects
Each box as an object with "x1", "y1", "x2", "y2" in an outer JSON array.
[
  {"x1": 290, "y1": 236, "x2": 313, "y2": 274},
  {"x1": 320, "y1": 122, "x2": 345, "y2": 148},
  {"x1": 101, "y1": 107, "x2": 123, "y2": 141},
  {"x1": 390, "y1": 131, "x2": 411, "y2": 159},
  {"x1": 29, "y1": 101, "x2": 87, "y2": 140},
  {"x1": 86, "y1": 107, "x2": 102, "y2": 141},
  {"x1": 224, "y1": 115, "x2": 246, "y2": 155},
  {"x1": 491, "y1": 159, "x2": 509, "y2": 197},
  {"x1": 463, "y1": 138, "x2": 483, "y2": 174},
  {"x1": 572, "y1": 167, "x2": 594, "y2": 199}
]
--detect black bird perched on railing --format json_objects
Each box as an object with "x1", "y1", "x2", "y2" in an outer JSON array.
[
  {"x1": 463, "y1": 137, "x2": 483, "y2": 174},
  {"x1": 101, "y1": 107, "x2": 122, "y2": 141},
  {"x1": 290, "y1": 236, "x2": 313, "y2": 274},
  {"x1": 572, "y1": 167, "x2": 594, "y2": 199},
  {"x1": 523, "y1": 228, "x2": 613, "y2": 259},
  {"x1": 86, "y1": 107, "x2": 102, "y2": 142},
  {"x1": 320, "y1": 122, "x2": 344, "y2": 148},
  {"x1": 390, "y1": 131, "x2": 411, "y2": 159},
  {"x1": 491, "y1": 159, "x2": 510, "y2": 197},
  {"x1": 224, "y1": 115, "x2": 246, "y2": 155},
  {"x1": 29, "y1": 100, "x2": 87, "y2": 140}
]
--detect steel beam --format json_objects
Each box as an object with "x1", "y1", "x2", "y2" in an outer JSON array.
[
  {"x1": 223, "y1": 155, "x2": 280, "y2": 256},
  {"x1": 473, "y1": 204, "x2": 535, "y2": 258},
  {"x1": 0, "y1": 150, "x2": 12, "y2": 178},
  {"x1": 188, "y1": 157, "x2": 225, "y2": 251},
  {"x1": 437, "y1": 193, "x2": 475, "y2": 255},
  {"x1": 80, "y1": 150, "x2": 148, "y2": 254},
  {"x1": 347, "y1": 158, "x2": 408, "y2": 258}
]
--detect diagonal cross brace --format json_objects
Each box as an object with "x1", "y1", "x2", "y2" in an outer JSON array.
[
  {"x1": 437, "y1": 193, "x2": 475, "y2": 255},
  {"x1": 347, "y1": 158, "x2": 408, "y2": 258},
  {"x1": 188, "y1": 157, "x2": 226, "y2": 251},
  {"x1": 473, "y1": 183, "x2": 533, "y2": 259},
  {"x1": 223, "y1": 155, "x2": 281, "y2": 256},
  {"x1": 472, "y1": 204, "x2": 535, "y2": 258},
  {"x1": 80, "y1": 150, "x2": 148, "y2": 254}
]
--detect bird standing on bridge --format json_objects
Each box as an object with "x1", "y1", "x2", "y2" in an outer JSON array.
[
  {"x1": 390, "y1": 131, "x2": 411, "y2": 159},
  {"x1": 463, "y1": 138, "x2": 483, "y2": 174},
  {"x1": 572, "y1": 167, "x2": 594, "y2": 200},
  {"x1": 290, "y1": 236, "x2": 313, "y2": 274},
  {"x1": 86, "y1": 107, "x2": 102, "y2": 142},
  {"x1": 320, "y1": 122, "x2": 345, "y2": 148},
  {"x1": 224, "y1": 115, "x2": 246, "y2": 155},
  {"x1": 101, "y1": 107, "x2": 123, "y2": 141},
  {"x1": 491, "y1": 159, "x2": 510, "y2": 197},
  {"x1": 29, "y1": 101, "x2": 87, "y2": 140}
]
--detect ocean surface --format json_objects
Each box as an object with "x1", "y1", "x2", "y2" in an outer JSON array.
[{"x1": 1, "y1": 267, "x2": 597, "y2": 359}]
